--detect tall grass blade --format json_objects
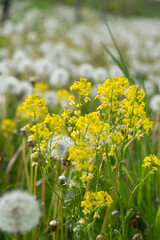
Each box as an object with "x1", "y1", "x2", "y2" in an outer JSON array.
[{"x1": 102, "y1": 16, "x2": 135, "y2": 85}]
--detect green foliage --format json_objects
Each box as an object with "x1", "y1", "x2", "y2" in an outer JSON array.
[{"x1": 154, "y1": 205, "x2": 160, "y2": 239}]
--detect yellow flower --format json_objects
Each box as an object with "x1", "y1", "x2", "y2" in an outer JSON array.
[
  {"x1": 81, "y1": 191, "x2": 112, "y2": 215},
  {"x1": 142, "y1": 155, "x2": 160, "y2": 174},
  {"x1": 79, "y1": 218, "x2": 85, "y2": 225},
  {"x1": 62, "y1": 109, "x2": 73, "y2": 120},
  {"x1": 69, "y1": 78, "x2": 92, "y2": 107},
  {"x1": 70, "y1": 78, "x2": 92, "y2": 96},
  {"x1": 1, "y1": 119, "x2": 15, "y2": 133},
  {"x1": 57, "y1": 89, "x2": 69, "y2": 98},
  {"x1": 34, "y1": 82, "x2": 48, "y2": 92},
  {"x1": 17, "y1": 94, "x2": 48, "y2": 120},
  {"x1": 44, "y1": 113, "x2": 64, "y2": 135}
]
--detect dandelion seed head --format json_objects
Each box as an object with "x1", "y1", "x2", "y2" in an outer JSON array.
[
  {"x1": 50, "y1": 68, "x2": 69, "y2": 87},
  {"x1": 144, "y1": 80, "x2": 155, "y2": 96},
  {"x1": 0, "y1": 190, "x2": 41, "y2": 234},
  {"x1": 50, "y1": 134, "x2": 72, "y2": 158},
  {"x1": 78, "y1": 63, "x2": 93, "y2": 79},
  {"x1": 92, "y1": 67, "x2": 107, "y2": 83},
  {"x1": 150, "y1": 94, "x2": 160, "y2": 112},
  {"x1": 44, "y1": 90, "x2": 58, "y2": 108}
]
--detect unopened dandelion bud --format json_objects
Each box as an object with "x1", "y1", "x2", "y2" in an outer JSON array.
[
  {"x1": 29, "y1": 77, "x2": 37, "y2": 85},
  {"x1": 96, "y1": 234, "x2": 102, "y2": 239},
  {"x1": 59, "y1": 175, "x2": 66, "y2": 186},
  {"x1": 132, "y1": 233, "x2": 142, "y2": 240},
  {"x1": 49, "y1": 220, "x2": 57, "y2": 232},
  {"x1": 20, "y1": 127, "x2": 27, "y2": 137},
  {"x1": 27, "y1": 138, "x2": 35, "y2": 147}
]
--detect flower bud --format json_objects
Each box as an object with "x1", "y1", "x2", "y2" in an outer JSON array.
[
  {"x1": 20, "y1": 127, "x2": 27, "y2": 137},
  {"x1": 27, "y1": 138, "x2": 35, "y2": 147},
  {"x1": 49, "y1": 220, "x2": 57, "y2": 232},
  {"x1": 29, "y1": 77, "x2": 37, "y2": 86},
  {"x1": 59, "y1": 175, "x2": 66, "y2": 186}
]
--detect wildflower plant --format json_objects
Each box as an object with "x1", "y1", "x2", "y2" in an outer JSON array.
[
  {"x1": 61, "y1": 76, "x2": 153, "y2": 238},
  {"x1": 14, "y1": 76, "x2": 157, "y2": 240}
]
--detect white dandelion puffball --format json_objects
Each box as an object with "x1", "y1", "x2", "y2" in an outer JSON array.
[
  {"x1": 18, "y1": 81, "x2": 33, "y2": 97},
  {"x1": 50, "y1": 68, "x2": 69, "y2": 87},
  {"x1": 150, "y1": 95, "x2": 160, "y2": 112},
  {"x1": 109, "y1": 65, "x2": 123, "y2": 77},
  {"x1": 50, "y1": 134, "x2": 72, "y2": 158},
  {"x1": 92, "y1": 67, "x2": 107, "y2": 83},
  {"x1": 44, "y1": 90, "x2": 58, "y2": 108},
  {"x1": 144, "y1": 80, "x2": 155, "y2": 96},
  {"x1": 77, "y1": 63, "x2": 93, "y2": 79},
  {"x1": 0, "y1": 190, "x2": 41, "y2": 234}
]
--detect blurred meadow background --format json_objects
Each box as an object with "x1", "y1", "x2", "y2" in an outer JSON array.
[{"x1": 1, "y1": 0, "x2": 160, "y2": 240}]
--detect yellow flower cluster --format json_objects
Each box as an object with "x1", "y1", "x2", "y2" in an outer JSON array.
[
  {"x1": 44, "y1": 113, "x2": 64, "y2": 135},
  {"x1": 28, "y1": 113, "x2": 64, "y2": 154},
  {"x1": 17, "y1": 93, "x2": 65, "y2": 165},
  {"x1": 96, "y1": 76, "x2": 129, "y2": 113},
  {"x1": 57, "y1": 89, "x2": 69, "y2": 98},
  {"x1": 142, "y1": 155, "x2": 160, "y2": 174},
  {"x1": 68, "y1": 140, "x2": 95, "y2": 185},
  {"x1": 29, "y1": 123, "x2": 50, "y2": 152},
  {"x1": 96, "y1": 77, "x2": 153, "y2": 147},
  {"x1": 81, "y1": 191, "x2": 113, "y2": 215},
  {"x1": 33, "y1": 82, "x2": 48, "y2": 92},
  {"x1": 69, "y1": 78, "x2": 92, "y2": 107},
  {"x1": 62, "y1": 109, "x2": 73, "y2": 121},
  {"x1": 63, "y1": 77, "x2": 153, "y2": 190},
  {"x1": 17, "y1": 94, "x2": 48, "y2": 120},
  {"x1": 1, "y1": 119, "x2": 15, "y2": 133},
  {"x1": 70, "y1": 78, "x2": 92, "y2": 96}
]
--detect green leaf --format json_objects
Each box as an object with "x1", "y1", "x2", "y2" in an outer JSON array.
[
  {"x1": 110, "y1": 187, "x2": 120, "y2": 197},
  {"x1": 154, "y1": 205, "x2": 160, "y2": 239},
  {"x1": 102, "y1": 16, "x2": 135, "y2": 85}
]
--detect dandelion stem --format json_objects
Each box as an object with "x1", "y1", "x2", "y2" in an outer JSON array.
[
  {"x1": 65, "y1": 218, "x2": 68, "y2": 240},
  {"x1": 13, "y1": 234, "x2": 18, "y2": 240},
  {"x1": 34, "y1": 164, "x2": 38, "y2": 195},
  {"x1": 30, "y1": 148, "x2": 33, "y2": 194},
  {"x1": 55, "y1": 201, "x2": 60, "y2": 240},
  {"x1": 100, "y1": 207, "x2": 110, "y2": 240},
  {"x1": 22, "y1": 137, "x2": 30, "y2": 192},
  {"x1": 60, "y1": 191, "x2": 64, "y2": 240},
  {"x1": 42, "y1": 171, "x2": 46, "y2": 228}
]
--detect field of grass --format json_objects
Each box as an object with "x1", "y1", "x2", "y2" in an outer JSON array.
[{"x1": 27, "y1": 0, "x2": 160, "y2": 17}]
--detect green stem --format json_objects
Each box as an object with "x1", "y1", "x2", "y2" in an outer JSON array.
[
  {"x1": 64, "y1": 218, "x2": 68, "y2": 240},
  {"x1": 34, "y1": 164, "x2": 38, "y2": 195},
  {"x1": 146, "y1": 175, "x2": 151, "y2": 208},
  {"x1": 86, "y1": 179, "x2": 90, "y2": 192},
  {"x1": 100, "y1": 207, "x2": 110, "y2": 240},
  {"x1": 109, "y1": 213, "x2": 112, "y2": 240},
  {"x1": 124, "y1": 174, "x2": 149, "y2": 238},
  {"x1": 23, "y1": 233, "x2": 27, "y2": 240},
  {"x1": 32, "y1": 228, "x2": 38, "y2": 240},
  {"x1": 42, "y1": 171, "x2": 46, "y2": 228},
  {"x1": 22, "y1": 137, "x2": 30, "y2": 191},
  {"x1": 13, "y1": 234, "x2": 18, "y2": 240},
  {"x1": 60, "y1": 191, "x2": 64, "y2": 240},
  {"x1": 118, "y1": 161, "x2": 126, "y2": 239},
  {"x1": 30, "y1": 148, "x2": 33, "y2": 195},
  {"x1": 55, "y1": 201, "x2": 60, "y2": 240}
]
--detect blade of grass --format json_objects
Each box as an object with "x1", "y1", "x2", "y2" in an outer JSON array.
[
  {"x1": 102, "y1": 43, "x2": 128, "y2": 76},
  {"x1": 102, "y1": 17, "x2": 135, "y2": 84}
]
